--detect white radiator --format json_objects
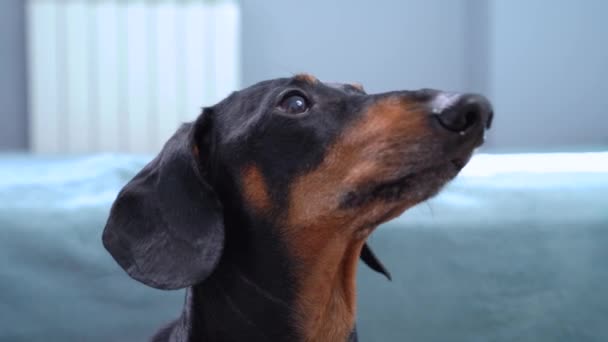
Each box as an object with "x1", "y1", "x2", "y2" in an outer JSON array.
[{"x1": 26, "y1": 0, "x2": 240, "y2": 153}]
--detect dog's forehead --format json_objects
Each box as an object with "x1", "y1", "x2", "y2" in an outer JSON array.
[
  {"x1": 237, "y1": 75, "x2": 365, "y2": 97},
  {"x1": 325, "y1": 82, "x2": 365, "y2": 93},
  {"x1": 294, "y1": 73, "x2": 319, "y2": 84}
]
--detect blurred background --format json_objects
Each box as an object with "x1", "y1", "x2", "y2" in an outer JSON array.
[
  {"x1": 1, "y1": 1, "x2": 607, "y2": 342},
  {"x1": 1, "y1": 0, "x2": 606, "y2": 154}
]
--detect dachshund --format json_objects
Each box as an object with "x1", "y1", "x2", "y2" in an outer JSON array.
[{"x1": 103, "y1": 74, "x2": 493, "y2": 342}]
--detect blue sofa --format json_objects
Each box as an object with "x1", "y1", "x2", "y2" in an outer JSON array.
[{"x1": 1, "y1": 152, "x2": 607, "y2": 341}]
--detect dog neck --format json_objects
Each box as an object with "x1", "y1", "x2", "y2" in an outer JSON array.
[
  {"x1": 169, "y1": 219, "x2": 360, "y2": 342},
  {"x1": 170, "y1": 218, "x2": 295, "y2": 341},
  {"x1": 182, "y1": 264, "x2": 295, "y2": 341},
  {"x1": 287, "y1": 227, "x2": 366, "y2": 342}
]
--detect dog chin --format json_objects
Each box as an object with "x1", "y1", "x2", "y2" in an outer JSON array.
[
  {"x1": 339, "y1": 159, "x2": 466, "y2": 211},
  {"x1": 404, "y1": 162, "x2": 463, "y2": 200},
  {"x1": 384, "y1": 152, "x2": 472, "y2": 200}
]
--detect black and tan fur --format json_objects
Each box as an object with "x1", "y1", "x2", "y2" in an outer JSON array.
[{"x1": 103, "y1": 73, "x2": 493, "y2": 342}]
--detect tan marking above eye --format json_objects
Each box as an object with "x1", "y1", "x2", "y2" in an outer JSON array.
[
  {"x1": 294, "y1": 73, "x2": 319, "y2": 85},
  {"x1": 241, "y1": 165, "x2": 272, "y2": 214},
  {"x1": 350, "y1": 82, "x2": 365, "y2": 92}
]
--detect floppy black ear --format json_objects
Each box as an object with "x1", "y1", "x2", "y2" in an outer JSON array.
[
  {"x1": 360, "y1": 243, "x2": 391, "y2": 281},
  {"x1": 102, "y1": 114, "x2": 223, "y2": 290}
]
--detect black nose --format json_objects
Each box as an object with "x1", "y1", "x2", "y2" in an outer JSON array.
[{"x1": 432, "y1": 93, "x2": 493, "y2": 133}]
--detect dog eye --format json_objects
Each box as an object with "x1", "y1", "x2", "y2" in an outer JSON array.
[{"x1": 278, "y1": 93, "x2": 309, "y2": 115}]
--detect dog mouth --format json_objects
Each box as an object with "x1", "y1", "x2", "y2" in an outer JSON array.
[{"x1": 339, "y1": 155, "x2": 471, "y2": 209}]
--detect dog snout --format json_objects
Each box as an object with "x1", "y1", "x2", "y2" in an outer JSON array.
[{"x1": 430, "y1": 92, "x2": 493, "y2": 133}]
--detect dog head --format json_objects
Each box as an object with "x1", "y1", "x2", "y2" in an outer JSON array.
[{"x1": 103, "y1": 73, "x2": 492, "y2": 290}]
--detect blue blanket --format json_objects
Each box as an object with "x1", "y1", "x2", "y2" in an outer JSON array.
[{"x1": 1, "y1": 153, "x2": 607, "y2": 341}]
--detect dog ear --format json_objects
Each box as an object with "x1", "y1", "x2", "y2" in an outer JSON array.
[
  {"x1": 360, "y1": 243, "x2": 391, "y2": 280},
  {"x1": 102, "y1": 110, "x2": 223, "y2": 290}
]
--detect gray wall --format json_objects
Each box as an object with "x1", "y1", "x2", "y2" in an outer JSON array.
[
  {"x1": 0, "y1": 0, "x2": 606, "y2": 151},
  {"x1": 241, "y1": 0, "x2": 607, "y2": 151},
  {"x1": 0, "y1": 0, "x2": 28, "y2": 151},
  {"x1": 241, "y1": 0, "x2": 479, "y2": 93},
  {"x1": 489, "y1": 0, "x2": 608, "y2": 151}
]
